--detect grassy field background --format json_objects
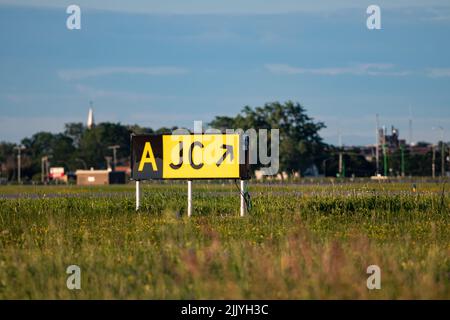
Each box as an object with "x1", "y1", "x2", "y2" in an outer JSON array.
[{"x1": 0, "y1": 181, "x2": 449, "y2": 299}]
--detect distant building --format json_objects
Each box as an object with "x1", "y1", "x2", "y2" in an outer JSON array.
[
  {"x1": 76, "y1": 169, "x2": 126, "y2": 185},
  {"x1": 378, "y1": 126, "x2": 406, "y2": 151},
  {"x1": 49, "y1": 167, "x2": 67, "y2": 183},
  {"x1": 87, "y1": 104, "x2": 95, "y2": 129},
  {"x1": 76, "y1": 169, "x2": 109, "y2": 186}
]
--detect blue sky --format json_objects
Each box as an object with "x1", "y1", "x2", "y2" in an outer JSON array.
[{"x1": 1, "y1": 0, "x2": 450, "y2": 145}]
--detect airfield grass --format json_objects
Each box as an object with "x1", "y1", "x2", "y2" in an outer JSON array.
[{"x1": 0, "y1": 181, "x2": 449, "y2": 299}]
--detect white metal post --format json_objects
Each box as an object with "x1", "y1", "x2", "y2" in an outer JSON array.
[
  {"x1": 135, "y1": 180, "x2": 141, "y2": 211},
  {"x1": 187, "y1": 180, "x2": 192, "y2": 217},
  {"x1": 14, "y1": 145, "x2": 25, "y2": 184},
  {"x1": 240, "y1": 180, "x2": 245, "y2": 217},
  {"x1": 17, "y1": 148, "x2": 21, "y2": 184},
  {"x1": 41, "y1": 157, "x2": 45, "y2": 184}
]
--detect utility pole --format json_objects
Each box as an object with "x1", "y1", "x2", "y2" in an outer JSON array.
[
  {"x1": 342, "y1": 157, "x2": 346, "y2": 178},
  {"x1": 338, "y1": 131, "x2": 343, "y2": 177},
  {"x1": 439, "y1": 126, "x2": 445, "y2": 177},
  {"x1": 433, "y1": 126, "x2": 445, "y2": 178},
  {"x1": 380, "y1": 126, "x2": 388, "y2": 177},
  {"x1": 442, "y1": 141, "x2": 445, "y2": 177},
  {"x1": 432, "y1": 145, "x2": 436, "y2": 179},
  {"x1": 14, "y1": 145, "x2": 25, "y2": 184},
  {"x1": 401, "y1": 144, "x2": 405, "y2": 177},
  {"x1": 108, "y1": 145, "x2": 120, "y2": 171},
  {"x1": 41, "y1": 156, "x2": 51, "y2": 184},
  {"x1": 409, "y1": 106, "x2": 413, "y2": 146},
  {"x1": 105, "y1": 156, "x2": 112, "y2": 170},
  {"x1": 41, "y1": 157, "x2": 45, "y2": 183},
  {"x1": 443, "y1": 142, "x2": 446, "y2": 177},
  {"x1": 375, "y1": 114, "x2": 380, "y2": 175}
]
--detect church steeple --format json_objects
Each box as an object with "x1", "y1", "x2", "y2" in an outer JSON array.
[{"x1": 87, "y1": 101, "x2": 95, "y2": 129}]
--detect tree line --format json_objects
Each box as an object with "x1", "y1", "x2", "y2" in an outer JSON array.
[{"x1": 0, "y1": 101, "x2": 443, "y2": 182}]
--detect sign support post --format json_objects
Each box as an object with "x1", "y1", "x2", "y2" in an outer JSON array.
[
  {"x1": 136, "y1": 180, "x2": 141, "y2": 211},
  {"x1": 240, "y1": 180, "x2": 245, "y2": 217},
  {"x1": 187, "y1": 180, "x2": 192, "y2": 217}
]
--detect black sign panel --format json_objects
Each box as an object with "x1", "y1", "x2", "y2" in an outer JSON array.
[{"x1": 131, "y1": 134, "x2": 163, "y2": 180}]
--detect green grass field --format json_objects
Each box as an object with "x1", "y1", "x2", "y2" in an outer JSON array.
[{"x1": 0, "y1": 181, "x2": 449, "y2": 299}]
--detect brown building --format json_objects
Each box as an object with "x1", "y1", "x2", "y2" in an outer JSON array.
[
  {"x1": 75, "y1": 169, "x2": 127, "y2": 185},
  {"x1": 75, "y1": 170, "x2": 110, "y2": 186}
]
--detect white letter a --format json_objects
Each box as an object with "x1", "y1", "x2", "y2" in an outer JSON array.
[
  {"x1": 66, "y1": 5, "x2": 81, "y2": 30},
  {"x1": 366, "y1": 5, "x2": 381, "y2": 30},
  {"x1": 366, "y1": 265, "x2": 381, "y2": 290},
  {"x1": 66, "y1": 265, "x2": 81, "y2": 290}
]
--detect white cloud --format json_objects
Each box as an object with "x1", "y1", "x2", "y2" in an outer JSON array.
[
  {"x1": 421, "y1": 7, "x2": 450, "y2": 21},
  {"x1": 265, "y1": 63, "x2": 412, "y2": 77},
  {"x1": 426, "y1": 68, "x2": 450, "y2": 78},
  {"x1": 74, "y1": 84, "x2": 176, "y2": 102},
  {"x1": 58, "y1": 66, "x2": 189, "y2": 81}
]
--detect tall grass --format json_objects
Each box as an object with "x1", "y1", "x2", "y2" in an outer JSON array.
[{"x1": 0, "y1": 183, "x2": 449, "y2": 299}]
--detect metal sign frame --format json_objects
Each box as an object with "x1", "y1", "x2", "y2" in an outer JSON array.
[{"x1": 131, "y1": 133, "x2": 250, "y2": 216}]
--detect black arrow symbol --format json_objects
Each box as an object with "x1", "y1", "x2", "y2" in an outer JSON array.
[{"x1": 216, "y1": 144, "x2": 234, "y2": 167}]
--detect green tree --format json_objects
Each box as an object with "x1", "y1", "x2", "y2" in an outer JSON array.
[
  {"x1": 64, "y1": 122, "x2": 85, "y2": 147},
  {"x1": 0, "y1": 142, "x2": 16, "y2": 181},
  {"x1": 155, "y1": 126, "x2": 178, "y2": 134},
  {"x1": 20, "y1": 132, "x2": 76, "y2": 179},
  {"x1": 76, "y1": 123, "x2": 131, "y2": 169},
  {"x1": 210, "y1": 101, "x2": 326, "y2": 176},
  {"x1": 128, "y1": 124, "x2": 154, "y2": 135}
]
